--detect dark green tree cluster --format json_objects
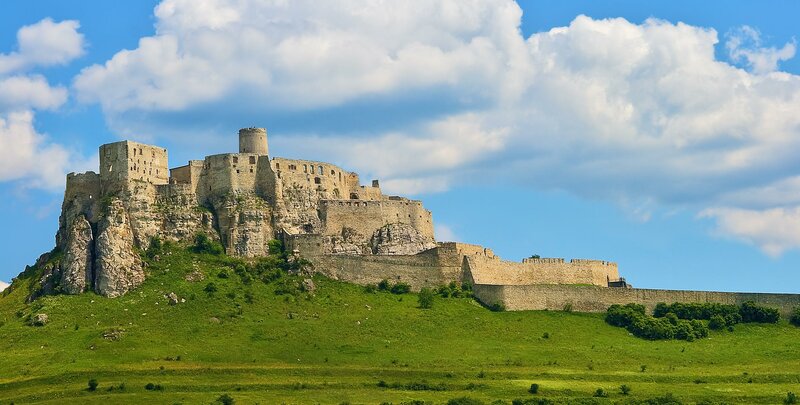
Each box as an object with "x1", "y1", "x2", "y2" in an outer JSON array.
[
  {"x1": 376, "y1": 279, "x2": 411, "y2": 294},
  {"x1": 437, "y1": 281, "x2": 472, "y2": 298},
  {"x1": 606, "y1": 304, "x2": 708, "y2": 341}
]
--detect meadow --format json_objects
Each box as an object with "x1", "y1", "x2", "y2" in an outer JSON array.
[{"x1": 1, "y1": 245, "x2": 800, "y2": 404}]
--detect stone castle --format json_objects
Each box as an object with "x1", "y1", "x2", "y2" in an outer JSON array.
[{"x1": 33, "y1": 127, "x2": 800, "y2": 314}]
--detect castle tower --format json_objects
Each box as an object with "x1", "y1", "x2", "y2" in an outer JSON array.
[{"x1": 239, "y1": 127, "x2": 269, "y2": 155}]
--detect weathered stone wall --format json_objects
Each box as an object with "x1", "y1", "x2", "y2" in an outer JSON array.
[
  {"x1": 466, "y1": 256, "x2": 619, "y2": 287},
  {"x1": 310, "y1": 250, "x2": 463, "y2": 290},
  {"x1": 320, "y1": 199, "x2": 434, "y2": 240},
  {"x1": 271, "y1": 157, "x2": 358, "y2": 200},
  {"x1": 473, "y1": 284, "x2": 800, "y2": 316},
  {"x1": 239, "y1": 127, "x2": 268, "y2": 155},
  {"x1": 99, "y1": 141, "x2": 168, "y2": 195}
]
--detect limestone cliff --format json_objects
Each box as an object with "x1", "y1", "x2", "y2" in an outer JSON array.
[
  {"x1": 59, "y1": 216, "x2": 94, "y2": 294},
  {"x1": 94, "y1": 200, "x2": 144, "y2": 298}
]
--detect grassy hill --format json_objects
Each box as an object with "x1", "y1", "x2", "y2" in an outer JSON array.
[{"x1": 1, "y1": 244, "x2": 800, "y2": 404}]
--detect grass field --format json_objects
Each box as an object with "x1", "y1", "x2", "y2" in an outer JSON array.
[{"x1": 1, "y1": 246, "x2": 800, "y2": 404}]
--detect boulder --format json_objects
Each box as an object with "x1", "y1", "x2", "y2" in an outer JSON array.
[
  {"x1": 370, "y1": 223, "x2": 436, "y2": 255},
  {"x1": 30, "y1": 313, "x2": 48, "y2": 326}
]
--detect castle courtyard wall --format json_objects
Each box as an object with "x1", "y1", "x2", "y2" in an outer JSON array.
[{"x1": 472, "y1": 284, "x2": 800, "y2": 316}]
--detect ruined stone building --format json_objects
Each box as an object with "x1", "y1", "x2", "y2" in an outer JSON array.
[{"x1": 36, "y1": 127, "x2": 800, "y2": 315}]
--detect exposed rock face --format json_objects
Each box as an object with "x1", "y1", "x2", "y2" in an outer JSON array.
[
  {"x1": 60, "y1": 216, "x2": 94, "y2": 294},
  {"x1": 94, "y1": 200, "x2": 144, "y2": 298},
  {"x1": 214, "y1": 193, "x2": 274, "y2": 257},
  {"x1": 370, "y1": 223, "x2": 436, "y2": 255},
  {"x1": 327, "y1": 227, "x2": 369, "y2": 255}
]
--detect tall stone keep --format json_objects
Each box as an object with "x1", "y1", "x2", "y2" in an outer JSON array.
[{"x1": 239, "y1": 127, "x2": 269, "y2": 155}]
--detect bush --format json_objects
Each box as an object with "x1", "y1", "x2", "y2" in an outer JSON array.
[
  {"x1": 620, "y1": 384, "x2": 631, "y2": 395},
  {"x1": 218, "y1": 393, "x2": 235, "y2": 405},
  {"x1": 607, "y1": 304, "x2": 709, "y2": 341},
  {"x1": 447, "y1": 397, "x2": 484, "y2": 405},
  {"x1": 390, "y1": 282, "x2": 411, "y2": 294},
  {"x1": 653, "y1": 302, "x2": 741, "y2": 325},
  {"x1": 528, "y1": 383, "x2": 539, "y2": 394},
  {"x1": 593, "y1": 388, "x2": 608, "y2": 398},
  {"x1": 418, "y1": 287, "x2": 435, "y2": 309},
  {"x1": 267, "y1": 239, "x2": 283, "y2": 255},
  {"x1": 144, "y1": 382, "x2": 164, "y2": 391},
  {"x1": 488, "y1": 302, "x2": 505, "y2": 312},
  {"x1": 364, "y1": 284, "x2": 377, "y2": 293},
  {"x1": 786, "y1": 392, "x2": 798, "y2": 405},
  {"x1": 740, "y1": 301, "x2": 780, "y2": 323},
  {"x1": 88, "y1": 379, "x2": 98, "y2": 391},
  {"x1": 204, "y1": 282, "x2": 218, "y2": 295},
  {"x1": 708, "y1": 314, "x2": 726, "y2": 330},
  {"x1": 145, "y1": 236, "x2": 163, "y2": 259},
  {"x1": 791, "y1": 308, "x2": 800, "y2": 327},
  {"x1": 377, "y1": 279, "x2": 391, "y2": 291},
  {"x1": 192, "y1": 233, "x2": 224, "y2": 255}
]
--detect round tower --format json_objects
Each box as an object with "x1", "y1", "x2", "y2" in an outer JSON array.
[{"x1": 238, "y1": 127, "x2": 269, "y2": 155}]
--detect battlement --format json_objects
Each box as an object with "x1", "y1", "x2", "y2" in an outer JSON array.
[{"x1": 99, "y1": 140, "x2": 168, "y2": 195}]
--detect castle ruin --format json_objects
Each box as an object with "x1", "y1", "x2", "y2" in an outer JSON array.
[{"x1": 34, "y1": 127, "x2": 800, "y2": 314}]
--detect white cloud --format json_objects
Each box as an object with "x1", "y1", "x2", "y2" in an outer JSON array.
[
  {"x1": 0, "y1": 18, "x2": 85, "y2": 74},
  {"x1": 701, "y1": 207, "x2": 800, "y2": 257},
  {"x1": 726, "y1": 26, "x2": 796, "y2": 74},
  {"x1": 0, "y1": 18, "x2": 88, "y2": 191},
  {"x1": 72, "y1": 2, "x2": 800, "y2": 255},
  {"x1": 0, "y1": 281, "x2": 8, "y2": 292},
  {"x1": 435, "y1": 224, "x2": 459, "y2": 242}
]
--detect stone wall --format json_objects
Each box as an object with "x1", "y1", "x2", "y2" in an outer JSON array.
[
  {"x1": 99, "y1": 141, "x2": 168, "y2": 195},
  {"x1": 319, "y1": 199, "x2": 434, "y2": 240},
  {"x1": 310, "y1": 249, "x2": 463, "y2": 290},
  {"x1": 271, "y1": 157, "x2": 359, "y2": 200},
  {"x1": 466, "y1": 256, "x2": 619, "y2": 287},
  {"x1": 473, "y1": 284, "x2": 800, "y2": 316}
]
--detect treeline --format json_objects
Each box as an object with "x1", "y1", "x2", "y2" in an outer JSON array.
[{"x1": 606, "y1": 301, "x2": 781, "y2": 341}]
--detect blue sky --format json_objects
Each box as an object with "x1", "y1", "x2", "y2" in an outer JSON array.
[{"x1": 2, "y1": 1, "x2": 800, "y2": 293}]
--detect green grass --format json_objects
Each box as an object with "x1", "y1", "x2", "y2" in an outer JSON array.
[{"x1": 2, "y1": 246, "x2": 800, "y2": 404}]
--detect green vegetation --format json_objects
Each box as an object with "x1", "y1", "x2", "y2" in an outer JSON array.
[
  {"x1": 418, "y1": 287, "x2": 435, "y2": 309},
  {"x1": 2, "y1": 244, "x2": 800, "y2": 403},
  {"x1": 608, "y1": 301, "x2": 782, "y2": 341}
]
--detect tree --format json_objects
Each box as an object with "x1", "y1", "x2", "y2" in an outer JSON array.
[{"x1": 87, "y1": 379, "x2": 98, "y2": 391}]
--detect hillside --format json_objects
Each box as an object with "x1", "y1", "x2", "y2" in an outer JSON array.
[{"x1": 2, "y1": 244, "x2": 800, "y2": 404}]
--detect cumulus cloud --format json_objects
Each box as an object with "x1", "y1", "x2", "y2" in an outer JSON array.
[
  {"x1": 73, "y1": 1, "x2": 800, "y2": 255},
  {"x1": 0, "y1": 280, "x2": 8, "y2": 292},
  {"x1": 726, "y1": 26, "x2": 796, "y2": 74},
  {"x1": 0, "y1": 18, "x2": 87, "y2": 190},
  {"x1": 0, "y1": 18, "x2": 85, "y2": 74},
  {"x1": 701, "y1": 207, "x2": 800, "y2": 257}
]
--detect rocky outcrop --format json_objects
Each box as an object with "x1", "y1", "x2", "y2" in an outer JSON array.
[
  {"x1": 94, "y1": 200, "x2": 144, "y2": 298},
  {"x1": 213, "y1": 193, "x2": 273, "y2": 257},
  {"x1": 326, "y1": 227, "x2": 369, "y2": 255},
  {"x1": 370, "y1": 223, "x2": 436, "y2": 255},
  {"x1": 60, "y1": 216, "x2": 94, "y2": 294}
]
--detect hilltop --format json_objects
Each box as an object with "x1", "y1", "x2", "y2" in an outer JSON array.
[{"x1": 2, "y1": 242, "x2": 800, "y2": 404}]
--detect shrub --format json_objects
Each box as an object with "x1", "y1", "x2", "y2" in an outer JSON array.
[
  {"x1": 88, "y1": 379, "x2": 98, "y2": 391},
  {"x1": 593, "y1": 388, "x2": 608, "y2": 398},
  {"x1": 740, "y1": 301, "x2": 780, "y2": 323},
  {"x1": 447, "y1": 397, "x2": 485, "y2": 405},
  {"x1": 708, "y1": 314, "x2": 726, "y2": 330},
  {"x1": 390, "y1": 282, "x2": 411, "y2": 295},
  {"x1": 192, "y1": 233, "x2": 224, "y2": 255},
  {"x1": 377, "y1": 279, "x2": 391, "y2": 291},
  {"x1": 528, "y1": 383, "x2": 539, "y2": 394},
  {"x1": 218, "y1": 393, "x2": 235, "y2": 405},
  {"x1": 364, "y1": 284, "x2": 377, "y2": 293},
  {"x1": 488, "y1": 302, "x2": 505, "y2": 312},
  {"x1": 267, "y1": 239, "x2": 283, "y2": 255},
  {"x1": 418, "y1": 287, "x2": 435, "y2": 309},
  {"x1": 791, "y1": 308, "x2": 800, "y2": 327},
  {"x1": 786, "y1": 392, "x2": 798, "y2": 405},
  {"x1": 653, "y1": 302, "x2": 741, "y2": 325},
  {"x1": 620, "y1": 384, "x2": 631, "y2": 395},
  {"x1": 204, "y1": 282, "x2": 218, "y2": 295},
  {"x1": 274, "y1": 278, "x2": 301, "y2": 296},
  {"x1": 144, "y1": 382, "x2": 164, "y2": 391},
  {"x1": 145, "y1": 236, "x2": 163, "y2": 259}
]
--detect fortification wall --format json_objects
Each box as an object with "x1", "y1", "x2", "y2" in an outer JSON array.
[
  {"x1": 100, "y1": 141, "x2": 168, "y2": 195},
  {"x1": 271, "y1": 157, "x2": 359, "y2": 200},
  {"x1": 319, "y1": 199, "x2": 434, "y2": 240},
  {"x1": 310, "y1": 251, "x2": 462, "y2": 290},
  {"x1": 472, "y1": 284, "x2": 800, "y2": 316},
  {"x1": 466, "y1": 256, "x2": 619, "y2": 287}
]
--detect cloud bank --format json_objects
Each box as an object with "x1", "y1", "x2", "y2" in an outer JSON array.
[
  {"x1": 72, "y1": 0, "x2": 800, "y2": 255},
  {"x1": 0, "y1": 18, "x2": 87, "y2": 190}
]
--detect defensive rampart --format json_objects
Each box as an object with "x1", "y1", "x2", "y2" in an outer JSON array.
[
  {"x1": 466, "y1": 256, "x2": 619, "y2": 287},
  {"x1": 472, "y1": 284, "x2": 800, "y2": 316}
]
